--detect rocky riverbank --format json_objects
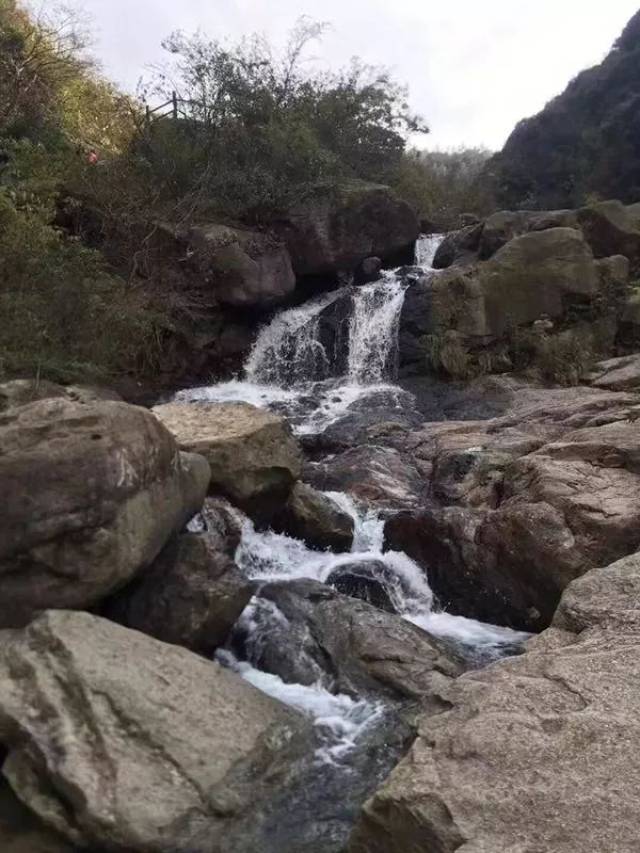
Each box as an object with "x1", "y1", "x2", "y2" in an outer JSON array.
[{"x1": 1, "y1": 211, "x2": 640, "y2": 852}]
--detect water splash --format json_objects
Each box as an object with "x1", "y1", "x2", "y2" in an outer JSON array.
[
  {"x1": 348, "y1": 275, "x2": 407, "y2": 383},
  {"x1": 217, "y1": 649, "x2": 384, "y2": 765},
  {"x1": 415, "y1": 233, "x2": 445, "y2": 268}
]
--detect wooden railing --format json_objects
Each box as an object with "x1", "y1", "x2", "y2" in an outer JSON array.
[{"x1": 144, "y1": 92, "x2": 192, "y2": 125}]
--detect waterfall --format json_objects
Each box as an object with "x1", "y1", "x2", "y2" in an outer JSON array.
[
  {"x1": 179, "y1": 231, "x2": 530, "y2": 773},
  {"x1": 347, "y1": 276, "x2": 407, "y2": 383}
]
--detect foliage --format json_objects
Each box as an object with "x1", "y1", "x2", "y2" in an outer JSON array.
[
  {"x1": 132, "y1": 19, "x2": 428, "y2": 221},
  {"x1": 488, "y1": 9, "x2": 640, "y2": 209},
  {"x1": 0, "y1": 139, "x2": 165, "y2": 382},
  {"x1": 391, "y1": 147, "x2": 494, "y2": 230}
]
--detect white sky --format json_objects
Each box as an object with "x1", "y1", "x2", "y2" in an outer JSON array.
[{"x1": 38, "y1": 0, "x2": 640, "y2": 150}]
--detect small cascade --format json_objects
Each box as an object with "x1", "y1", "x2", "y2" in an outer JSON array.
[
  {"x1": 178, "y1": 232, "x2": 530, "y2": 779},
  {"x1": 176, "y1": 234, "x2": 444, "y2": 420},
  {"x1": 233, "y1": 498, "x2": 528, "y2": 656},
  {"x1": 415, "y1": 232, "x2": 445, "y2": 267},
  {"x1": 347, "y1": 276, "x2": 407, "y2": 383},
  {"x1": 245, "y1": 290, "x2": 345, "y2": 386}
]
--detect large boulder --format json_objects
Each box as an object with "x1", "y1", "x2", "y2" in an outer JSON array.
[
  {"x1": 240, "y1": 580, "x2": 462, "y2": 704},
  {"x1": 305, "y1": 445, "x2": 424, "y2": 511},
  {"x1": 104, "y1": 532, "x2": 253, "y2": 654},
  {"x1": 478, "y1": 208, "x2": 578, "y2": 261},
  {"x1": 432, "y1": 227, "x2": 600, "y2": 341},
  {"x1": 0, "y1": 611, "x2": 309, "y2": 853},
  {"x1": 350, "y1": 551, "x2": 640, "y2": 853},
  {"x1": 275, "y1": 182, "x2": 419, "y2": 276},
  {"x1": 153, "y1": 402, "x2": 302, "y2": 522},
  {"x1": 186, "y1": 223, "x2": 296, "y2": 309},
  {"x1": 272, "y1": 483, "x2": 354, "y2": 552},
  {"x1": 576, "y1": 200, "x2": 640, "y2": 271},
  {"x1": 0, "y1": 398, "x2": 210, "y2": 629},
  {"x1": 432, "y1": 222, "x2": 483, "y2": 269}
]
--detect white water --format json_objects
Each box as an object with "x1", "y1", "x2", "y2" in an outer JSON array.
[
  {"x1": 180, "y1": 235, "x2": 529, "y2": 762},
  {"x1": 174, "y1": 248, "x2": 417, "y2": 434},
  {"x1": 218, "y1": 650, "x2": 384, "y2": 765}
]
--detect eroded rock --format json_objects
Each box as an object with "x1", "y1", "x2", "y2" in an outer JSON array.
[
  {"x1": 350, "y1": 551, "x2": 640, "y2": 853},
  {"x1": 0, "y1": 398, "x2": 210, "y2": 628},
  {"x1": 0, "y1": 611, "x2": 309, "y2": 853}
]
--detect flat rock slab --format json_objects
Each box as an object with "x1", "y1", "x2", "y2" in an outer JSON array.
[
  {"x1": 0, "y1": 611, "x2": 308, "y2": 853},
  {"x1": 153, "y1": 401, "x2": 302, "y2": 521},
  {"x1": 350, "y1": 551, "x2": 640, "y2": 853},
  {"x1": 588, "y1": 353, "x2": 640, "y2": 391}
]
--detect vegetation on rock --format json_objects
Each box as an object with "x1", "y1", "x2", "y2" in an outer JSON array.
[{"x1": 488, "y1": 9, "x2": 640, "y2": 209}]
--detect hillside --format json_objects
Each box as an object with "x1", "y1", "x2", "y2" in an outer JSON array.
[{"x1": 488, "y1": 9, "x2": 640, "y2": 210}]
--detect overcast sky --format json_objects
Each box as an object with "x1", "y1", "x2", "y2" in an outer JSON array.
[{"x1": 38, "y1": 0, "x2": 640, "y2": 150}]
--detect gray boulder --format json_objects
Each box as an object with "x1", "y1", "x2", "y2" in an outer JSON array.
[
  {"x1": 0, "y1": 611, "x2": 309, "y2": 853},
  {"x1": 105, "y1": 532, "x2": 253, "y2": 654},
  {"x1": 350, "y1": 551, "x2": 640, "y2": 853},
  {"x1": 272, "y1": 483, "x2": 354, "y2": 552},
  {"x1": 0, "y1": 398, "x2": 210, "y2": 628},
  {"x1": 153, "y1": 402, "x2": 302, "y2": 522},
  {"x1": 186, "y1": 223, "x2": 296, "y2": 309}
]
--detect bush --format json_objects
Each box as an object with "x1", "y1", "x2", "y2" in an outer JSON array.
[
  {"x1": 391, "y1": 147, "x2": 494, "y2": 230},
  {"x1": 0, "y1": 140, "x2": 164, "y2": 382}
]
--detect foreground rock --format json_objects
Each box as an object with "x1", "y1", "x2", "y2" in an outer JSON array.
[
  {"x1": 239, "y1": 581, "x2": 462, "y2": 705},
  {"x1": 272, "y1": 483, "x2": 354, "y2": 552},
  {"x1": 105, "y1": 532, "x2": 253, "y2": 654},
  {"x1": 153, "y1": 402, "x2": 302, "y2": 522},
  {"x1": 0, "y1": 398, "x2": 210, "y2": 628},
  {"x1": 275, "y1": 182, "x2": 419, "y2": 276},
  {"x1": 350, "y1": 551, "x2": 640, "y2": 853},
  {"x1": 0, "y1": 611, "x2": 309, "y2": 853}
]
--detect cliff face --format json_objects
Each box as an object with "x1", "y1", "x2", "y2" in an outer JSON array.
[{"x1": 488, "y1": 10, "x2": 640, "y2": 210}]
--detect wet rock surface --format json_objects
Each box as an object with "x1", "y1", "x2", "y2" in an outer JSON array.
[
  {"x1": 235, "y1": 580, "x2": 463, "y2": 704},
  {"x1": 272, "y1": 482, "x2": 355, "y2": 552}
]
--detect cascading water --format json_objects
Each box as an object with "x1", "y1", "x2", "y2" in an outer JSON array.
[
  {"x1": 175, "y1": 244, "x2": 416, "y2": 430},
  {"x1": 181, "y1": 235, "x2": 530, "y2": 767}
]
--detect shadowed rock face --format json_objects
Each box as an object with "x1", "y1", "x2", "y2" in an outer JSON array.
[
  {"x1": 0, "y1": 397, "x2": 210, "y2": 628},
  {"x1": 349, "y1": 551, "x2": 640, "y2": 853},
  {"x1": 384, "y1": 381, "x2": 640, "y2": 632},
  {"x1": 152, "y1": 401, "x2": 302, "y2": 523},
  {"x1": 274, "y1": 182, "x2": 420, "y2": 276},
  {"x1": 272, "y1": 483, "x2": 354, "y2": 553},
  {"x1": 104, "y1": 532, "x2": 253, "y2": 655},
  {"x1": 0, "y1": 611, "x2": 311, "y2": 853}
]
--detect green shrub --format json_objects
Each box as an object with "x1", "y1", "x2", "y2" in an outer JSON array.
[{"x1": 0, "y1": 142, "x2": 164, "y2": 382}]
